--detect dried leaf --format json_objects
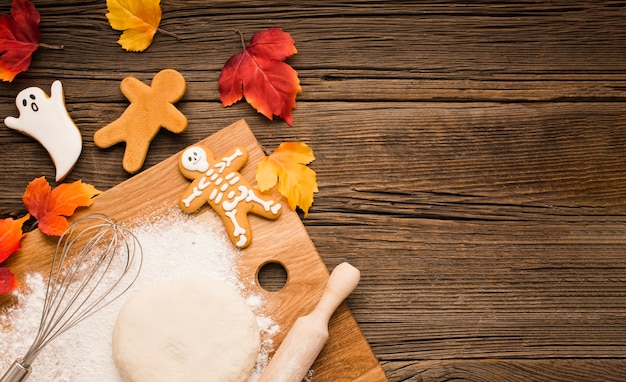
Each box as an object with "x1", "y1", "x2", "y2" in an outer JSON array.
[
  {"x1": 0, "y1": 214, "x2": 29, "y2": 264},
  {"x1": 219, "y1": 28, "x2": 301, "y2": 126},
  {"x1": 22, "y1": 176, "x2": 102, "y2": 236},
  {"x1": 106, "y1": 0, "x2": 162, "y2": 52},
  {"x1": 256, "y1": 142, "x2": 317, "y2": 216},
  {"x1": 0, "y1": 0, "x2": 40, "y2": 82},
  {"x1": 0, "y1": 267, "x2": 18, "y2": 295}
]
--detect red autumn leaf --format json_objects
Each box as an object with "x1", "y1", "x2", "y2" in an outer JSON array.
[
  {"x1": 0, "y1": 267, "x2": 18, "y2": 294},
  {"x1": 0, "y1": 214, "x2": 29, "y2": 264},
  {"x1": 0, "y1": 0, "x2": 41, "y2": 82},
  {"x1": 219, "y1": 28, "x2": 302, "y2": 126},
  {"x1": 22, "y1": 176, "x2": 102, "y2": 236}
]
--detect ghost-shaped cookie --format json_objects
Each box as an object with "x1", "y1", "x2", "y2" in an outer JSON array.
[{"x1": 4, "y1": 80, "x2": 82, "y2": 182}]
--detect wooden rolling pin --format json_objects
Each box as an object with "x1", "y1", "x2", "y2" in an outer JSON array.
[{"x1": 259, "y1": 262, "x2": 361, "y2": 382}]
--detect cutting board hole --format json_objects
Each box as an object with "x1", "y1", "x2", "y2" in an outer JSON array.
[{"x1": 257, "y1": 261, "x2": 288, "y2": 292}]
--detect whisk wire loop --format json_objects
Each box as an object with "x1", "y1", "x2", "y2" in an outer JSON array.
[{"x1": 5, "y1": 213, "x2": 143, "y2": 377}]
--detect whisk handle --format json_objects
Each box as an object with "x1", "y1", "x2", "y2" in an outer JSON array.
[{"x1": 0, "y1": 360, "x2": 31, "y2": 382}]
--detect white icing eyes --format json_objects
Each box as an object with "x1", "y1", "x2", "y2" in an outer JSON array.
[{"x1": 181, "y1": 146, "x2": 209, "y2": 172}]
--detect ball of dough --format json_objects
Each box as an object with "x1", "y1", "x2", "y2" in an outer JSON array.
[{"x1": 112, "y1": 274, "x2": 260, "y2": 382}]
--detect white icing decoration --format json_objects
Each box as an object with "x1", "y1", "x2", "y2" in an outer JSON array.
[
  {"x1": 235, "y1": 234, "x2": 248, "y2": 247},
  {"x1": 225, "y1": 209, "x2": 246, "y2": 237},
  {"x1": 4, "y1": 80, "x2": 82, "y2": 181},
  {"x1": 222, "y1": 186, "x2": 248, "y2": 212},
  {"x1": 271, "y1": 203, "x2": 282, "y2": 215},
  {"x1": 222, "y1": 149, "x2": 243, "y2": 166},
  {"x1": 198, "y1": 177, "x2": 211, "y2": 190},
  {"x1": 181, "y1": 146, "x2": 209, "y2": 173},
  {"x1": 245, "y1": 188, "x2": 275, "y2": 212},
  {"x1": 181, "y1": 187, "x2": 203, "y2": 208},
  {"x1": 179, "y1": 145, "x2": 282, "y2": 248}
]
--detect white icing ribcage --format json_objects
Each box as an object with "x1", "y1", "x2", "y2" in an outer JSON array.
[{"x1": 182, "y1": 148, "x2": 281, "y2": 248}]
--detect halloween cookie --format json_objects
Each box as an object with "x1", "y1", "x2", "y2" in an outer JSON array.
[
  {"x1": 178, "y1": 144, "x2": 282, "y2": 248},
  {"x1": 94, "y1": 69, "x2": 187, "y2": 173},
  {"x1": 4, "y1": 80, "x2": 82, "y2": 182}
]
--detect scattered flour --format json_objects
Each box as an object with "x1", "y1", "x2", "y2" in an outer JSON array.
[{"x1": 0, "y1": 208, "x2": 279, "y2": 381}]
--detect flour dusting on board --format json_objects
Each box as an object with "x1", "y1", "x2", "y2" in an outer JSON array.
[{"x1": 0, "y1": 208, "x2": 279, "y2": 381}]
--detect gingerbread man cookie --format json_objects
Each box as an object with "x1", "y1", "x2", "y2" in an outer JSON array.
[
  {"x1": 4, "y1": 80, "x2": 82, "y2": 182},
  {"x1": 179, "y1": 144, "x2": 282, "y2": 248},
  {"x1": 94, "y1": 69, "x2": 187, "y2": 174}
]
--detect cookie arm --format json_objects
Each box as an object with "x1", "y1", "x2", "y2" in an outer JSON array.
[
  {"x1": 179, "y1": 182, "x2": 208, "y2": 213},
  {"x1": 51, "y1": 80, "x2": 64, "y2": 105},
  {"x1": 159, "y1": 103, "x2": 188, "y2": 134},
  {"x1": 120, "y1": 77, "x2": 149, "y2": 104},
  {"x1": 220, "y1": 146, "x2": 249, "y2": 172},
  {"x1": 94, "y1": 119, "x2": 128, "y2": 148},
  {"x1": 4, "y1": 116, "x2": 19, "y2": 130}
]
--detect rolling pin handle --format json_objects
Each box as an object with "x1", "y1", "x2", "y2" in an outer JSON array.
[
  {"x1": 314, "y1": 262, "x2": 361, "y2": 324},
  {"x1": 258, "y1": 262, "x2": 360, "y2": 382}
]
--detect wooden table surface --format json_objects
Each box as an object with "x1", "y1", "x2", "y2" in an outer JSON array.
[{"x1": 1, "y1": 1, "x2": 626, "y2": 381}]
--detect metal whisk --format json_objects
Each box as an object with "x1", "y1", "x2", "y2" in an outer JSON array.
[{"x1": 1, "y1": 213, "x2": 143, "y2": 382}]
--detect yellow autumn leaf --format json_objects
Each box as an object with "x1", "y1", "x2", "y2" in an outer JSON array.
[
  {"x1": 106, "y1": 0, "x2": 162, "y2": 52},
  {"x1": 256, "y1": 142, "x2": 318, "y2": 217}
]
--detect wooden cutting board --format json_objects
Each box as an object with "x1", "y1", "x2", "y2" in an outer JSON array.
[{"x1": 0, "y1": 119, "x2": 388, "y2": 382}]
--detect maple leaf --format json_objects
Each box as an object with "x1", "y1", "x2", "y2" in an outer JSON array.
[
  {"x1": 0, "y1": 0, "x2": 40, "y2": 82},
  {"x1": 106, "y1": 0, "x2": 177, "y2": 52},
  {"x1": 22, "y1": 176, "x2": 102, "y2": 236},
  {"x1": 219, "y1": 28, "x2": 302, "y2": 126},
  {"x1": 0, "y1": 214, "x2": 29, "y2": 264},
  {"x1": 256, "y1": 142, "x2": 318, "y2": 217},
  {"x1": 0, "y1": 267, "x2": 18, "y2": 295},
  {"x1": 0, "y1": 214, "x2": 28, "y2": 295}
]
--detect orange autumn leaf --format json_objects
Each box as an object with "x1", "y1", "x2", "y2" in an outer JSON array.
[
  {"x1": 106, "y1": 0, "x2": 162, "y2": 52},
  {"x1": 219, "y1": 28, "x2": 302, "y2": 126},
  {"x1": 0, "y1": 214, "x2": 29, "y2": 264},
  {"x1": 0, "y1": 267, "x2": 18, "y2": 294},
  {"x1": 22, "y1": 177, "x2": 102, "y2": 236},
  {"x1": 0, "y1": 0, "x2": 41, "y2": 82},
  {"x1": 256, "y1": 142, "x2": 317, "y2": 217},
  {"x1": 0, "y1": 214, "x2": 28, "y2": 295}
]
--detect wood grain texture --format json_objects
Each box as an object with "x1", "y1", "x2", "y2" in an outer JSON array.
[{"x1": 1, "y1": 1, "x2": 626, "y2": 380}]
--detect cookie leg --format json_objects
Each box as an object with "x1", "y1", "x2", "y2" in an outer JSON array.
[
  {"x1": 122, "y1": 134, "x2": 153, "y2": 173},
  {"x1": 224, "y1": 209, "x2": 249, "y2": 248}
]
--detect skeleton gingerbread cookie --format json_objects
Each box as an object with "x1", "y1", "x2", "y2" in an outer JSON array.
[
  {"x1": 4, "y1": 80, "x2": 82, "y2": 182},
  {"x1": 178, "y1": 144, "x2": 282, "y2": 248}
]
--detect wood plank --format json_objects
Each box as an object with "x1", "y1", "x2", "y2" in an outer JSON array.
[{"x1": 383, "y1": 360, "x2": 626, "y2": 382}]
